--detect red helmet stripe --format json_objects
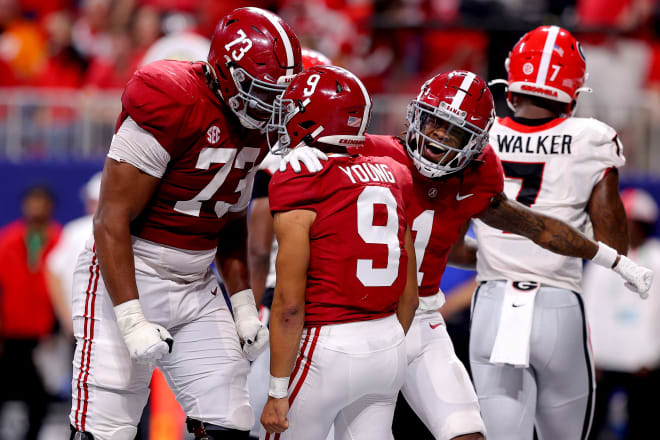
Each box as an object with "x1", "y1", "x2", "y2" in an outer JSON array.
[
  {"x1": 249, "y1": 7, "x2": 295, "y2": 76},
  {"x1": 450, "y1": 71, "x2": 476, "y2": 109},
  {"x1": 536, "y1": 25, "x2": 560, "y2": 85}
]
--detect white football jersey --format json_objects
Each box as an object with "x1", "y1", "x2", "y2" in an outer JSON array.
[{"x1": 473, "y1": 116, "x2": 625, "y2": 292}]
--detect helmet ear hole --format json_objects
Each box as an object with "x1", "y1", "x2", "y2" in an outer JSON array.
[{"x1": 299, "y1": 120, "x2": 315, "y2": 129}]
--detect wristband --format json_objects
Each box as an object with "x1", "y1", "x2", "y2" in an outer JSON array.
[
  {"x1": 113, "y1": 299, "x2": 145, "y2": 333},
  {"x1": 230, "y1": 289, "x2": 256, "y2": 310},
  {"x1": 268, "y1": 375, "x2": 289, "y2": 399},
  {"x1": 591, "y1": 241, "x2": 618, "y2": 269}
]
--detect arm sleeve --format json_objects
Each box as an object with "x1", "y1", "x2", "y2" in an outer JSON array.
[
  {"x1": 108, "y1": 116, "x2": 171, "y2": 178},
  {"x1": 251, "y1": 170, "x2": 272, "y2": 199},
  {"x1": 472, "y1": 146, "x2": 505, "y2": 218}
]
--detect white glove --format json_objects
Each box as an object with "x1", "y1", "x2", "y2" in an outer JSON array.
[
  {"x1": 613, "y1": 255, "x2": 653, "y2": 299},
  {"x1": 114, "y1": 299, "x2": 173, "y2": 364},
  {"x1": 279, "y1": 146, "x2": 328, "y2": 173},
  {"x1": 230, "y1": 289, "x2": 269, "y2": 361}
]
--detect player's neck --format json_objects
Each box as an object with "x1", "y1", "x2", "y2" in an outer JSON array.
[{"x1": 513, "y1": 102, "x2": 558, "y2": 120}]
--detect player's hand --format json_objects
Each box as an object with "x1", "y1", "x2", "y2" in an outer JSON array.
[
  {"x1": 613, "y1": 255, "x2": 653, "y2": 299},
  {"x1": 261, "y1": 397, "x2": 290, "y2": 433},
  {"x1": 279, "y1": 146, "x2": 328, "y2": 173},
  {"x1": 230, "y1": 289, "x2": 270, "y2": 361},
  {"x1": 114, "y1": 299, "x2": 174, "y2": 364},
  {"x1": 243, "y1": 326, "x2": 269, "y2": 361}
]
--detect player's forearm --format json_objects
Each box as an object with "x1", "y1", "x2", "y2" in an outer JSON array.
[
  {"x1": 482, "y1": 195, "x2": 598, "y2": 260},
  {"x1": 587, "y1": 170, "x2": 628, "y2": 255},
  {"x1": 447, "y1": 235, "x2": 477, "y2": 270},
  {"x1": 248, "y1": 253, "x2": 270, "y2": 305},
  {"x1": 45, "y1": 270, "x2": 73, "y2": 335},
  {"x1": 217, "y1": 215, "x2": 251, "y2": 295},
  {"x1": 269, "y1": 294, "x2": 304, "y2": 378},
  {"x1": 93, "y1": 212, "x2": 139, "y2": 306}
]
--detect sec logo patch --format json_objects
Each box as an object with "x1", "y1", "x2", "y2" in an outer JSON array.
[{"x1": 207, "y1": 125, "x2": 221, "y2": 144}]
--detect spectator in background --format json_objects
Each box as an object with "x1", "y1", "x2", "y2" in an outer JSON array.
[
  {"x1": 584, "y1": 188, "x2": 660, "y2": 439},
  {"x1": 33, "y1": 11, "x2": 87, "y2": 89},
  {"x1": 0, "y1": 184, "x2": 61, "y2": 440},
  {"x1": 46, "y1": 172, "x2": 102, "y2": 336},
  {"x1": 0, "y1": 0, "x2": 47, "y2": 82},
  {"x1": 84, "y1": 6, "x2": 162, "y2": 90},
  {"x1": 71, "y1": 0, "x2": 113, "y2": 60}
]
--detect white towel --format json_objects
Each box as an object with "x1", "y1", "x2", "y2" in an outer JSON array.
[{"x1": 489, "y1": 280, "x2": 540, "y2": 368}]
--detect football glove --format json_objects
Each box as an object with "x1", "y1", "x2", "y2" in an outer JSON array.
[
  {"x1": 230, "y1": 289, "x2": 269, "y2": 361},
  {"x1": 114, "y1": 299, "x2": 173, "y2": 364},
  {"x1": 613, "y1": 255, "x2": 653, "y2": 299},
  {"x1": 279, "y1": 146, "x2": 328, "y2": 173}
]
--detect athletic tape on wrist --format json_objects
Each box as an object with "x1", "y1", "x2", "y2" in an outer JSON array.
[
  {"x1": 268, "y1": 375, "x2": 289, "y2": 399},
  {"x1": 591, "y1": 241, "x2": 618, "y2": 268}
]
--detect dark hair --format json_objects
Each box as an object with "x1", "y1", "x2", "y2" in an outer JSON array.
[{"x1": 21, "y1": 184, "x2": 56, "y2": 204}]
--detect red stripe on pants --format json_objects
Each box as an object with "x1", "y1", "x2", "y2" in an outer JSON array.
[{"x1": 74, "y1": 251, "x2": 99, "y2": 430}]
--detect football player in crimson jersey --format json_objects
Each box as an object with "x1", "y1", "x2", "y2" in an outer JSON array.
[
  {"x1": 245, "y1": 47, "x2": 333, "y2": 438},
  {"x1": 466, "y1": 26, "x2": 651, "y2": 440},
  {"x1": 248, "y1": 47, "x2": 333, "y2": 313},
  {"x1": 259, "y1": 65, "x2": 419, "y2": 439},
  {"x1": 68, "y1": 8, "x2": 303, "y2": 440},
  {"x1": 281, "y1": 68, "x2": 652, "y2": 440}
]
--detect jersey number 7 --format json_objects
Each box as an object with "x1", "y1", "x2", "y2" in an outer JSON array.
[{"x1": 501, "y1": 161, "x2": 546, "y2": 207}]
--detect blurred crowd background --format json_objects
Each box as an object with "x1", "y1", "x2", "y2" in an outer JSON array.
[{"x1": 0, "y1": 0, "x2": 659, "y2": 439}]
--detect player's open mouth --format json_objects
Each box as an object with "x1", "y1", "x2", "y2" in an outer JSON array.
[{"x1": 427, "y1": 142, "x2": 448, "y2": 156}]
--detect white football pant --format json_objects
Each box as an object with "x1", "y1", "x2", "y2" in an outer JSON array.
[
  {"x1": 401, "y1": 309, "x2": 486, "y2": 439},
  {"x1": 70, "y1": 244, "x2": 252, "y2": 440},
  {"x1": 261, "y1": 314, "x2": 406, "y2": 440},
  {"x1": 470, "y1": 281, "x2": 595, "y2": 440}
]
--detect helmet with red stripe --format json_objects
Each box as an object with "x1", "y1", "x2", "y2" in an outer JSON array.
[
  {"x1": 267, "y1": 65, "x2": 372, "y2": 154},
  {"x1": 302, "y1": 48, "x2": 332, "y2": 69},
  {"x1": 207, "y1": 7, "x2": 302, "y2": 130},
  {"x1": 502, "y1": 25, "x2": 589, "y2": 112},
  {"x1": 406, "y1": 70, "x2": 495, "y2": 179}
]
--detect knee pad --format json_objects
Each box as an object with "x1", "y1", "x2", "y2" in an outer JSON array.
[
  {"x1": 186, "y1": 417, "x2": 250, "y2": 440},
  {"x1": 70, "y1": 425, "x2": 95, "y2": 440}
]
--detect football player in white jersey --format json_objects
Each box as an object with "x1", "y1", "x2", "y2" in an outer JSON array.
[{"x1": 467, "y1": 25, "x2": 642, "y2": 440}]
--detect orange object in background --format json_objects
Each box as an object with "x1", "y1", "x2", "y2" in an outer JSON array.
[{"x1": 149, "y1": 369, "x2": 185, "y2": 440}]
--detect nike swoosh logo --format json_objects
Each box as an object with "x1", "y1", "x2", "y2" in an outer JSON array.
[
  {"x1": 211, "y1": 287, "x2": 218, "y2": 296},
  {"x1": 456, "y1": 193, "x2": 474, "y2": 201},
  {"x1": 429, "y1": 322, "x2": 443, "y2": 329},
  {"x1": 512, "y1": 303, "x2": 526, "y2": 307}
]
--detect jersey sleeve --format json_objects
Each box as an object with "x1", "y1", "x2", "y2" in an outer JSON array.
[
  {"x1": 269, "y1": 169, "x2": 323, "y2": 213},
  {"x1": 118, "y1": 61, "x2": 197, "y2": 158},
  {"x1": 389, "y1": 160, "x2": 414, "y2": 218},
  {"x1": 108, "y1": 116, "x2": 171, "y2": 178},
  {"x1": 581, "y1": 118, "x2": 626, "y2": 181},
  {"x1": 470, "y1": 145, "x2": 505, "y2": 217}
]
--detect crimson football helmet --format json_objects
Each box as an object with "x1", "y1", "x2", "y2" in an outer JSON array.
[
  {"x1": 302, "y1": 48, "x2": 332, "y2": 69},
  {"x1": 207, "y1": 7, "x2": 302, "y2": 130},
  {"x1": 266, "y1": 65, "x2": 372, "y2": 155},
  {"x1": 406, "y1": 70, "x2": 495, "y2": 179},
  {"x1": 496, "y1": 25, "x2": 590, "y2": 113}
]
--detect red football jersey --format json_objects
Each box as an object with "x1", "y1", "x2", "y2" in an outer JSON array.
[
  {"x1": 362, "y1": 135, "x2": 504, "y2": 297},
  {"x1": 117, "y1": 60, "x2": 269, "y2": 250},
  {"x1": 269, "y1": 154, "x2": 413, "y2": 327}
]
